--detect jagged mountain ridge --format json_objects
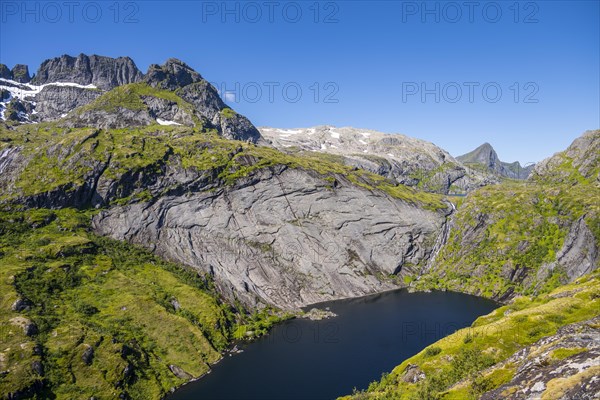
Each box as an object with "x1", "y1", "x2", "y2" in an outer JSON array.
[
  {"x1": 0, "y1": 54, "x2": 261, "y2": 142},
  {"x1": 457, "y1": 142, "x2": 535, "y2": 179},
  {"x1": 260, "y1": 126, "x2": 503, "y2": 194}
]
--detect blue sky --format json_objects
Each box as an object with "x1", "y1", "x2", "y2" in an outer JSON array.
[{"x1": 1, "y1": 0, "x2": 598, "y2": 163}]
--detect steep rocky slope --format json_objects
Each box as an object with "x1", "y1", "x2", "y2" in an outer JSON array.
[
  {"x1": 93, "y1": 166, "x2": 446, "y2": 309},
  {"x1": 260, "y1": 126, "x2": 502, "y2": 194},
  {"x1": 457, "y1": 142, "x2": 535, "y2": 180}
]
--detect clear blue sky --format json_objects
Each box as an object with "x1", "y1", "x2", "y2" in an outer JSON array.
[{"x1": 1, "y1": 0, "x2": 598, "y2": 163}]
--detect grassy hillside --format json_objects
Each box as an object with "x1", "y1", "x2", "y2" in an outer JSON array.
[
  {"x1": 414, "y1": 181, "x2": 599, "y2": 299},
  {"x1": 344, "y1": 270, "x2": 600, "y2": 399},
  {"x1": 0, "y1": 207, "x2": 284, "y2": 399}
]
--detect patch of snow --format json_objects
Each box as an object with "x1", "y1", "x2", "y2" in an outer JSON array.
[
  {"x1": 156, "y1": 118, "x2": 182, "y2": 126},
  {"x1": 60, "y1": 113, "x2": 68, "y2": 118},
  {"x1": 359, "y1": 140, "x2": 367, "y2": 145},
  {"x1": 363, "y1": 150, "x2": 368, "y2": 153},
  {"x1": 0, "y1": 78, "x2": 97, "y2": 101},
  {"x1": 321, "y1": 143, "x2": 327, "y2": 150},
  {"x1": 277, "y1": 129, "x2": 302, "y2": 135},
  {"x1": 387, "y1": 153, "x2": 395, "y2": 157},
  {"x1": 330, "y1": 145, "x2": 338, "y2": 149},
  {"x1": 360, "y1": 132, "x2": 371, "y2": 138},
  {"x1": 306, "y1": 128, "x2": 316, "y2": 135},
  {"x1": 330, "y1": 130, "x2": 340, "y2": 139}
]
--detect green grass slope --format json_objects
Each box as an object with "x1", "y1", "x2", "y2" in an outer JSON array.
[
  {"x1": 414, "y1": 181, "x2": 599, "y2": 299},
  {"x1": 0, "y1": 208, "x2": 284, "y2": 399}
]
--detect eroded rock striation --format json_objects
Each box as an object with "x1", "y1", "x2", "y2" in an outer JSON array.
[{"x1": 93, "y1": 167, "x2": 448, "y2": 309}]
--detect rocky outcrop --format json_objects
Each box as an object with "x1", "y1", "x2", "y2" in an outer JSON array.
[
  {"x1": 145, "y1": 59, "x2": 261, "y2": 142},
  {"x1": 0, "y1": 64, "x2": 11, "y2": 80},
  {"x1": 11, "y1": 65, "x2": 31, "y2": 83},
  {"x1": 144, "y1": 58, "x2": 203, "y2": 91},
  {"x1": 531, "y1": 130, "x2": 600, "y2": 184},
  {"x1": 34, "y1": 85, "x2": 102, "y2": 121},
  {"x1": 92, "y1": 167, "x2": 448, "y2": 310},
  {"x1": 457, "y1": 142, "x2": 534, "y2": 179},
  {"x1": 536, "y1": 216, "x2": 599, "y2": 284},
  {"x1": 31, "y1": 54, "x2": 143, "y2": 90},
  {"x1": 480, "y1": 316, "x2": 600, "y2": 400}
]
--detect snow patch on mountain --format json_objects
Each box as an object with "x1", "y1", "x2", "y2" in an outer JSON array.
[{"x1": 156, "y1": 118, "x2": 182, "y2": 126}]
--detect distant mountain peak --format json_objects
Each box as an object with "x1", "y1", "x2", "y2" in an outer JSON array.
[{"x1": 457, "y1": 142, "x2": 533, "y2": 180}]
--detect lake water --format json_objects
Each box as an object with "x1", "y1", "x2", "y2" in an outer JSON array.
[{"x1": 169, "y1": 289, "x2": 498, "y2": 400}]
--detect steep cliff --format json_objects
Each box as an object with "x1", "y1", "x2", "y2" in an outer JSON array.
[{"x1": 30, "y1": 54, "x2": 143, "y2": 90}]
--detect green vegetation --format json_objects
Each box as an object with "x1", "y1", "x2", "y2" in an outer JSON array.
[
  {"x1": 0, "y1": 207, "x2": 283, "y2": 399},
  {"x1": 343, "y1": 271, "x2": 600, "y2": 399},
  {"x1": 220, "y1": 107, "x2": 236, "y2": 119},
  {"x1": 76, "y1": 83, "x2": 200, "y2": 123},
  {"x1": 414, "y1": 181, "x2": 600, "y2": 298}
]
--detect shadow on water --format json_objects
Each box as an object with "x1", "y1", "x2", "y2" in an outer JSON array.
[{"x1": 169, "y1": 289, "x2": 498, "y2": 400}]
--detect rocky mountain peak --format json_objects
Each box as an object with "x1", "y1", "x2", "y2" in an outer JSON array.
[
  {"x1": 0, "y1": 64, "x2": 10, "y2": 79},
  {"x1": 457, "y1": 142, "x2": 533, "y2": 179},
  {"x1": 30, "y1": 53, "x2": 143, "y2": 90},
  {"x1": 0, "y1": 63, "x2": 32, "y2": 83},
  {"x1": 144, "y1": 58, "x2": 203, "y2": 90},
  {"x1": 458, "y1": 142, "x2": 500, "y2": 169}
]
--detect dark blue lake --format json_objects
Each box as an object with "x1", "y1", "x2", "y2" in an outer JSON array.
[{"x1": 169, "y1": 289, "x2": 498, "y2": 400}]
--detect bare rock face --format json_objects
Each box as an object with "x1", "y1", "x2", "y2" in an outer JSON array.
[
  {"x1": 34, "y1": 85, "x2": 103, "y2": 121},
  {"x1": 0, "y1": 64, "x2": 12, "y2": 79},
  {"x1": 144, "y1": 58, "x2": 203, "y2": 91},
  {"x1": 536, "y1": 216, "x2": 599, "y2": 283},
  {"x1": 31, "y1": 54, "x2": 143, "y2": 90},
  {"x1": 480, "y1": 316, "x2": 600, "y2": 400},
  {"x1": 92, "y1": 167, "x2": 448, "y2": 310},
  {"x1": 11, "y1": 65, "x2": 31, "y2": 83}
]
